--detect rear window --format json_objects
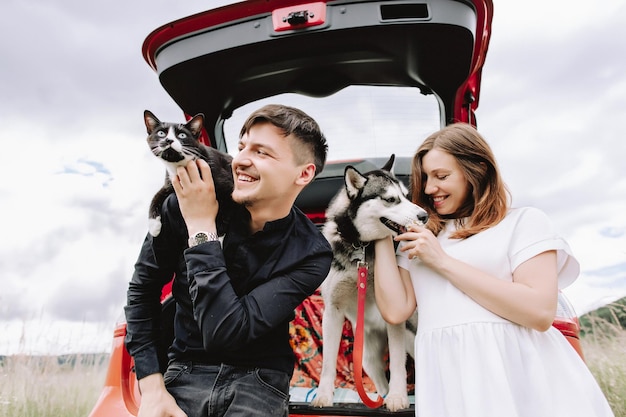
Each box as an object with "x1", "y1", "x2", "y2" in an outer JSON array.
[{"x1": 222, "y1": 86, "x2": 440, "y2": 161}]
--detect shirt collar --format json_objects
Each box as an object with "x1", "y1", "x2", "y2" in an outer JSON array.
[
  {"x1": 259, "y1": 207, "x2": 294, "y2": 233},
  {"x1": 232, "y1": 205, "x2": 295, "y2": 236}
]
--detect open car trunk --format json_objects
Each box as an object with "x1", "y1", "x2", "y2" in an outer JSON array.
[{"x1": 142, "y1": 0, "x2": 494, "y2": 150}]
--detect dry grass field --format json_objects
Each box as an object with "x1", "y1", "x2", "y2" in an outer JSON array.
[
  {"x1": 0, "y1": 325, "x2": 624, "y2": 417},
  {"x1": 0, "y1": 354, "x2": 107, "y2": 417},
  {"x1": 580, "y1": 322, "x2": 626, "y2": 416}
]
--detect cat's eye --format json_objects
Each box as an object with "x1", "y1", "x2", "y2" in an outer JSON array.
[
  {"x1": 178, "y1": 133, "x2": 187, "y2": 139},
  {"x1": 157, "y1": 131, "x2": 166, "y2": 137}
]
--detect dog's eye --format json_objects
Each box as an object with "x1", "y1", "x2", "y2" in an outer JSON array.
[{"x1": 383, "y1": 197, "x2": 398, "y2": 204}]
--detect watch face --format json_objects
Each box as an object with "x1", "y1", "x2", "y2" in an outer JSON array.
[
  {"x1": 189, "y1": 231, "x2": 218, "y2": 247},
  {"x1": 195, "y1": 232, "x2": 209, "y2": 244}
]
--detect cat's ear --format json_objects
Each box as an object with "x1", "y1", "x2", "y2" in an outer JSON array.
[
  {"x1": 186, "y1": 114, "x2": 205, "y2": 138},
  {"x1": 144, "y1": 110, "x2": 160, "y2": 134}
]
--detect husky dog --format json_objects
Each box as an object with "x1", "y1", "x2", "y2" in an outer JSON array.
[{"x1": 311, "y1": 155, "x2": 427, "y2": 412}]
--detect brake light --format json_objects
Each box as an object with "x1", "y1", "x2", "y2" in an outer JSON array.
[
  {"x1": 305, "y1": 210, "x2": 327, "y2": 225},
  {"x1": 551, "y1": 292, "x2": 585, "y2": 359}
]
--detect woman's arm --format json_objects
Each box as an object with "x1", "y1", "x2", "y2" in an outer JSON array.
[
  {"x1": 439, "y1": 250, "x2": 558, "y2": 331},
  {"x1": 373, "y1": 236, "x2": 417, "y2": 325},
  {"x1": 399, "y1": 224, "x2": 558, "y2": 331}
]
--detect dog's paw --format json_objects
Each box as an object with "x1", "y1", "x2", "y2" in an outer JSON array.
[
  {"x1": 148, "y1": 216, "x2": 162, "y2": 237},
  {"x1": 310, "y1": 390, "x2": 334, "y2": 408},
  {"x1": 384, "y1": 392, "x2": 410, "y2": 412}
]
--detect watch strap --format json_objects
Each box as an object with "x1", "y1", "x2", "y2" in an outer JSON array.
[{"x1": 188, "y1": 231, "x2": 219, "y2": 247}]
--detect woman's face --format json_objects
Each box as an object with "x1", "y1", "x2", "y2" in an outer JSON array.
[{"x1": 421, "y1": 148, "x2": 470, "y2": 216}]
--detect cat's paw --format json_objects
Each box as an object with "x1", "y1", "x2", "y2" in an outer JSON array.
[{"x1": 148, "y1": 216, "x2": 162, "y2": 237}]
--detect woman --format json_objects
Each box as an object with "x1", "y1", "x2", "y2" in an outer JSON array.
[{"x1": 374, "y1": 123, "x2": 614, "y2": 416}]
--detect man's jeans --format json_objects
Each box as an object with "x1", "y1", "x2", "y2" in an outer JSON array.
[{"x1": 164, "y1": 361, "x2": 290, "y2": 417}]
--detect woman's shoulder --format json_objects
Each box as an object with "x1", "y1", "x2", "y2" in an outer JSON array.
[
  {"x1": 508, "y1": 206, "x2": 549, "y2": 219},
  {"x1": 506, "y1": 207, "x2": 580, "y2": 288},
  {"x1": 505, "y1": 206, "x2": 553, "y2": 229},
  {"x1": 501, "y1": 206, "x2": 559, "y2": 244}
]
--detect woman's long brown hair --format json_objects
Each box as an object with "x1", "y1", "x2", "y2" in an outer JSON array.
[{"x1": 411, "y1": 123, "x2": 510, "y2": 239}]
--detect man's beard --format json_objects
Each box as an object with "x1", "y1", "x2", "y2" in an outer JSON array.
[{"x1": 232, "y1": 193, "x2": 254, "y2": 207}]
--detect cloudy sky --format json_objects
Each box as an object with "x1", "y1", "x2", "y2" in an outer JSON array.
[{"x1": 1, "y1": 0, "x2": 625, "y2": 355}]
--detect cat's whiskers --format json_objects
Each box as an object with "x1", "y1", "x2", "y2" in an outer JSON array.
[{"x1": 184, "y1": 148, "x2": 205, "y2": 159}]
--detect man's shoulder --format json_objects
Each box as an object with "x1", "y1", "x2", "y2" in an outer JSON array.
[
  {"x1": 291, "y1": 205, "x2": 321, "y2": 233},
  {"x1": 291, "y1": 207, "x2": 332, "y2": 251}
]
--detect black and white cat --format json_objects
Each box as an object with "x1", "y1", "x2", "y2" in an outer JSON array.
[{"x1": 144, "y1": 110, "x2": 235, "y2": 238}]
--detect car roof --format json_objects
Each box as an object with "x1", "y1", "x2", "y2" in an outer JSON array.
[{"x1": 142, "y1": 0, "x2": 493, "y2": 150}]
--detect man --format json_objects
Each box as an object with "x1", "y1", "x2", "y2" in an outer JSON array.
[{"x1": 124, "y1": 104, "x2": 332, "y2": 417}]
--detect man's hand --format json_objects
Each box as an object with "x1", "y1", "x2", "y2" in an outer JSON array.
[
  {"x1": 137, "y1": 373, "x2": 187, "y2": 417},
  {"x1": 172, "y1": 159, "x2": 219, "y2": 237}
]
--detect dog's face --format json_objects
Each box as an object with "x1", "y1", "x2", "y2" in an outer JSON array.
[{"x1": 343, "y1": 164, "x2": 428, "y2": 242}]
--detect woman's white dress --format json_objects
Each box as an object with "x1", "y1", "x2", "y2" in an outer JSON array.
[{"x1": 396, "y1": 207, "x2": 614, "y2": 417}]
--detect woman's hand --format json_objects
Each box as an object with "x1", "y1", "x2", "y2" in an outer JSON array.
[
  {"x1": 171, "y1": 159, "x2": 218, "y2": 236},
  {"x1": 395, "y1": 223, "x2": 448, "y2": 269}
]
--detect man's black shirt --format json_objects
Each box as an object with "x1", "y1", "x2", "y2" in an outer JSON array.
[{"x1": 125, "y1": 194, "x2": 332, "y2": 380}]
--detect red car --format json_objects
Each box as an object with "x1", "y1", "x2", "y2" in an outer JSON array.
[{"x1": 88, "y1": 1, "x2": 583, "y2": 416}]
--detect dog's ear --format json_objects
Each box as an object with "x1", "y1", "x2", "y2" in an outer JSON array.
[
  {"x1": 381, "y1": 154, "x2": 396, "y2": 173},
  {"x1": 344, "y1": 166, "x2": 367, "y2": 199}
]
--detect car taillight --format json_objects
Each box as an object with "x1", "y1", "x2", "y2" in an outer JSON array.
[
  {"x1": 553, "y1": 292, "x2": 585, "y2": 360},
  {"x1": 305, "y1": 210, "x2": 327, "y2": 225},
  {"x1": 554, "y1": 294, "x2": 581, "y2": 338}
]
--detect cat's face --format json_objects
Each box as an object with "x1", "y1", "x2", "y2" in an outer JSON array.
[{"x1": 144, "y1": 110, "x2": 205, "y2": 166}]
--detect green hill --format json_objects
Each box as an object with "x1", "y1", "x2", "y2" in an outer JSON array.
[{"x1": 579, "y1": 296, "x2": 626, "y2": 337}]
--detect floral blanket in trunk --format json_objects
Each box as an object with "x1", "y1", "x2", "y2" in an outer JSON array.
[{"x1": 289, "y1": 292, "x2": 415, "y2": 394}]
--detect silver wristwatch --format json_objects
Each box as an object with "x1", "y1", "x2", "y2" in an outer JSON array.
[{"x1": 188, "y1": 231, "x2": 219, "y2": 247}]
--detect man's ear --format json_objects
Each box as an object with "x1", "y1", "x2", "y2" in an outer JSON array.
[{"x1": 296, "y1": 163, "x2": 316, "y2": 186}]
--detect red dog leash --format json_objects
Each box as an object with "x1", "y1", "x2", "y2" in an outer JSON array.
[{"x1": 353, "y1": 261, "x2": 384, "y2": 408}]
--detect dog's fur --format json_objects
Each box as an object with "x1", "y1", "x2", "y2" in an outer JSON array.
[{"x1": 311, "y1": 155, "x2": 427, "y2": 411}]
